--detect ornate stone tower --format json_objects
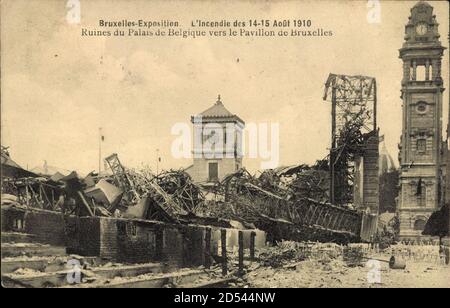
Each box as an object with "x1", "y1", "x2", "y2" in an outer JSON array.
[
  {"x1": 188, "y1": 95, "x2": 245, "y2": 185},
  {"x1": 398, "y1": 1, "x2": 446, "y2": 240},
  {"x1": 447, "y1": 98, "x2": 450, "y2": 204}
]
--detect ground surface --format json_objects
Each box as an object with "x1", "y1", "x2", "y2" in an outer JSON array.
[{"x1": 243, "y1": 257, "x2": 449, "y2": 288}]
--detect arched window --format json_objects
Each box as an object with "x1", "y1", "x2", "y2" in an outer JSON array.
[
  {"x1": 417, "y1": 139, "x2": 427, "y2": 153},
  {"x1": 416, "y1": 65, "x2": 426, "y2": 81},
  {"x1": 416, "y1": 182, "x2": 427, "y2": 207},
  {"x1": 414, "y1": 219, "x2": 426, "y2": 231}
]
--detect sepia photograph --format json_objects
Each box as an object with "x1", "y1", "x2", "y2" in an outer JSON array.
[{"x1": 1, "y1": 0, "x2": 449, "y2": 293}]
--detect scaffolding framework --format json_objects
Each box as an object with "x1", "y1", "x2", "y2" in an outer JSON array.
[
  {"x1": 104, "y1": 153, "x2": 140, "y2": 205},
  {"x1": 323, "y1": 74, "x2": 378, "y2": 206}
]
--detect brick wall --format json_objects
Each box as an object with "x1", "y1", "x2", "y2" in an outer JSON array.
[
  {"x1": 115, "y1": 219, "x2": 159, "y2": 263},
  {"x1": 352, "y1": 132, "x2": 379, "y2": 215},
  {"x1": 24, "y1": 210, "x2": 66, "y2": 246},
  {"x1": 1, "y1": 206, "x2": 25, "y2": 232},
  {"x1": 162, "y1": 226, "x2": 184, "y2": 265},
  {"x1": 1, "y1": 207, "x2": 262, "y2": 267},
  {"x1": 180, "y1": 225, "x2": 206, "y2": 267},
  {"x1": 94, "y1": 218, "x2": 208, "y2": 266},
  {"x1": 66, "y1": 216, "x2": 101, "y2": 256},
  {"x1": 1, "y1": 207, "x2": 66, "y2": 246},
  {"x1": 99, "y1": 218, "x2": 118, "y2": 260},
  {"x1": 363, "y1": 133, "x2": 379, "y2": 214}
]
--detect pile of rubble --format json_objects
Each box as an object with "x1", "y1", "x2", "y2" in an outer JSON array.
[
  {"x1": 255, "y1": 241, "x2": 343, "y2": 268},
  {"x1": 1, "y1": 152, "x2": 208, "y2": 223},
  {"x1": 2, "y1": 150, "x2": 362, "y2": 243},
  {"x1": 197, "y1": 161, "x2": 361, "y2": 243},
  {"x1": 201, "y1": 162, "x2": 331, "y2": 222}
]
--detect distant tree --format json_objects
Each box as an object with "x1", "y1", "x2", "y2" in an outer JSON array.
[
  {"x1": 423, "y1": 203, "x2": 449, "y2": 239},
  {"x1": 391, "y1": 215, "x2": 400, "y2": 238},
  {"x1": 379, "y1": 169, "x2": 399, "y2": 213},
  {"x1": 423, "y1": 203, "x2": 450, "y2": 264}
]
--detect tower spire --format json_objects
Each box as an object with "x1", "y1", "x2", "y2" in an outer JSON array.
[
  {"x1": 398, "y1": 1, "x2": 445, "y2": 240},
  {"x1": 216, "y1": 94, "x2": 222, "y2": 105}
]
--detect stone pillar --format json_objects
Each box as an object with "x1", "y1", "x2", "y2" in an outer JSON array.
[
  {"x1": 431, "y1": 59, "x2": 441, "y2": 80},
  {"x1": 436, "y1": 60, "x2": 441, "y2": 78},
  {"x1": 447, "y1": 127, "x2": 450, "y2": 204},
  {"x1": 403, "y1": 60, "x2": 411, "y2": 84}
]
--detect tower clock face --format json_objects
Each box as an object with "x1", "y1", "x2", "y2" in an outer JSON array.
[
  {"x1": 416, "y1": 102, "x2": 428, "y2": 114},
  {"x1": 415, "y1": 23, "x2": 428, "y2": 35}
]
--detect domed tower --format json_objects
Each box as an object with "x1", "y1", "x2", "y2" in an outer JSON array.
[
  {"x1": 188, "y1": 95, "x2": 245, "y2": 185},
  {"x1": 398, "y1": 1, "x2": 446, "y2": 240},
  {"x1": 379, "y1": 136, "x2": 397, "y2": 176}
]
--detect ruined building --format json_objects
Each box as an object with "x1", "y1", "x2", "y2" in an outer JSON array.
[
  {"x1": 398, "y1": 1, "x2": 447, "y2": 240},
  {"x1": 188, "y1": 96, "x2": 245, "y2": 184},
  {"x1": 323, "y1": 74, "x2": 379, "y2": 215}
]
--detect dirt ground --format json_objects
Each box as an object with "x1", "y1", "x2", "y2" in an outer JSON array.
[{"x1": 243, "y1": 257, "x2": 450, "y2": 288}]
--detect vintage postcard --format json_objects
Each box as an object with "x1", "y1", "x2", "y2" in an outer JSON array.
[{"x1": 1, "y1": 0, "x2": 449, "y2": 293}]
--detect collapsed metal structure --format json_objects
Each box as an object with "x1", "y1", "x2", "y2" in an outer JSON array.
[
  {"x1": 104, "y1": 153, "x2": 140, "y2": 207},
  {"x1": 204, "y1": 166, "x2": 363, "y2": 243},
  {"x1": 323, "y1": 74, "x2": 379, "y2": 212},
  {"x1": 1, "y1": 73, "x2": 380, "y2": 244},
  {"x1": 2, "y1": 177, "x2": 63, "y2": 211},
  {"x1": 1, "y1": 147, "x2": 63, "y2": 211}
]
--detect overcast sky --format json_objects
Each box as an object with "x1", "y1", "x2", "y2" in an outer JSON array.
[{"x1": 1, "y1": 0, "x2": 449, "y2": 175}]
